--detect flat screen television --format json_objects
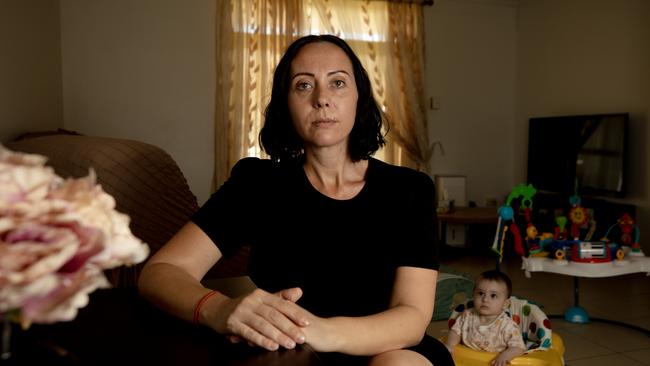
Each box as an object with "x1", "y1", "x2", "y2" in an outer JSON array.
[{"x1": 527, "y1": 113, "x2": 628, "y2": 198}]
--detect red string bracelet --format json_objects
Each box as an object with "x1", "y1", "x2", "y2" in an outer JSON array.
[{"x1": 193, "y1": 290, "x2": 219, "y2": 324}]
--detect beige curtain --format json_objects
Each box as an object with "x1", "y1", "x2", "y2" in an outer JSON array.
[
  {"x1": 381, "y1": 2, "x2": 431, "y2": 171},
  {"x1": 214, "y1": 0, "x2": 304, "y2": 189},
  {"x1": 214, "y1": 0, "x2": 431, "y2": 190}
]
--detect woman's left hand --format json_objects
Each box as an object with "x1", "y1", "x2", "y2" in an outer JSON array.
[
  {"x1": 275, "y1": 289, "x2": 339, "y2": 352},
  {"x1": 224, "y1": 287, "x2": 310, "y2": 348}
]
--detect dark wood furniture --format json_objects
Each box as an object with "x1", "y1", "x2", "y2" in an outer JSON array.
[
  {"x1": 7, "y1": 288, "x2": 368, "y2": 366},
  {"x1": 437, "y1": 207, "x2": 499, "y2": 255},
  {"x1": 5, "y1": 133, "x2": 251, "y2": 287},
  {"x1": 437, "y1": 207, "x2": 499, "y2": 225}
]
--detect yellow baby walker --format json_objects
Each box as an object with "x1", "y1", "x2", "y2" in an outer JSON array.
[{"x1": 440, "y1": 296, "x2": 565, "y2": 366}]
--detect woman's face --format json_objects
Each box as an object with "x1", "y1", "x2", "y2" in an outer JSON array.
[{"x1": 287, "y1": 42, "x2": 358, "y2": 154}]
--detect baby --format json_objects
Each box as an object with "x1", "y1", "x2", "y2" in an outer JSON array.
[{"x1": 445, "y1": 270, "x2": 526, "y2": 366}]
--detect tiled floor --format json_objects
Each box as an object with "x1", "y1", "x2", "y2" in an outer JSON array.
[{"x1": 426, "y1": 251, "x2": 650, "y2": 365}]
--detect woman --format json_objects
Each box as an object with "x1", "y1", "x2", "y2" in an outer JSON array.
[{"x1": 139, "y1": 34, "x2": 453, "y2": 366}]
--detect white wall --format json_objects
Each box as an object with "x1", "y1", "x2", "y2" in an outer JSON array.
[
  {"x1": 59, "y1": 0, "x2": 216, "y2": 204},
  {"x1": 424, "y1": 0, "x2": 518, "y2": 207},
  {"x1": 0, "y1": 0, "x2": 62, "y2": 142},
  {"x1": 3, "y1": 0, "x2": 648, "y2": 237},
  {"x1": 515, "y1": 0, "x2": 650, "y2": 241}
]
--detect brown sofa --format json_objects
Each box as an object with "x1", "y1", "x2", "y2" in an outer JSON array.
[{"x1": 5, "y1": 132, "x2": 249, "y2": 287}]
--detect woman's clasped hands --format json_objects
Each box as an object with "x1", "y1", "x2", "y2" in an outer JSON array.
[{"x1": 204, "y1": 287, "x2": 313, "y2": 351}]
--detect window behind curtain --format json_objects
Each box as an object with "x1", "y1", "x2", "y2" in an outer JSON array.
[{"x1": 215, "y1": 0, "x2": 429, "y2": 188}]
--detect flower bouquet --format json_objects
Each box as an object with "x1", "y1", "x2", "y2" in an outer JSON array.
[{"x1": 0, "y1": 145, "x2": 150, "y2": 328}]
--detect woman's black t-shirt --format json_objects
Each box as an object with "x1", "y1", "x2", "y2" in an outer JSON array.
[{"x1": 192, "y1": 157, "x2": 439, "y2": 318}]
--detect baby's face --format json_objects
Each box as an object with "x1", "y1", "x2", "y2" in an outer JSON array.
[{"x1": 472, "y1": 279, "x2": 509, "y2": 317}]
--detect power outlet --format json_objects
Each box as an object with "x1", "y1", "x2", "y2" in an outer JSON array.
[
  {"x1": 446, "y1": 224, "x2": 467, "y2": 247},
  {"x1": 429, "y1": 96, "x2": 441, "y2": 110}
]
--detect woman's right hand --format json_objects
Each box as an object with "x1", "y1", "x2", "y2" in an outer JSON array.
[{"x1": 206, "y1": 287, "x2": 310, "y2": 351}]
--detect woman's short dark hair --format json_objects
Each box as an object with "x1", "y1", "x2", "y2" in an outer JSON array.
[{"x1": 259, "y1": 34, "x2": 385, "y2": 162}]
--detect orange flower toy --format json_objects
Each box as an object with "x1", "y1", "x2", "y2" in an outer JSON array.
[{"x1": 568, "y1": 205, "x2": 588, "y2": 239}]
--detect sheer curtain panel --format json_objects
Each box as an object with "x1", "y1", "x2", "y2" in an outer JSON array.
[{"x1": 213, "y1": 0, "x2": 432, "y2": 189}]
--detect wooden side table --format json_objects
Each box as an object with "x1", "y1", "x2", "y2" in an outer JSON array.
[
  {"x1": 437, "y1": 207, "x2": 499, "y2": 225},
  {"x1": 436, "y1": 207, "x2": 498, "y2": 252}
]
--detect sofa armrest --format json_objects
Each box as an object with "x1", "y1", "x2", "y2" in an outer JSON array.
[{"x1": 5, "y1": 134, "x2": 199, "y2": 286}]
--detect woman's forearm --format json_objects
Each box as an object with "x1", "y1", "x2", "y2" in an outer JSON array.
[
  {"x1": 306, "y1": 303, "x2": 430, "y2": 355},
  {"x1": 139, "y1": 261, "x2": 310, "y2": 350},
  {"x1": 305, "y1": 266, "x2": 437, "y2": 356},
  {"x1": 137, "y1": 222, "x2": 229, "y2": 323},
  {"x1": 138, "y1": 261, "x2": 218, "y2": 323}
]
